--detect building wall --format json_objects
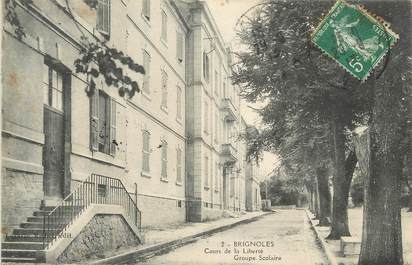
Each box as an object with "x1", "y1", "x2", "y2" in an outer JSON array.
[
  {"x1": 182, "y1": 1, "x2": 246, "y2": 221},
  {"x1": 245, "y1": 161, "x2": 263, "y2": 212},
  {"x1": 1, "y1": 0, "x2": 188, "y2": 231},
  {"x1": 2, "y1": 0, "x2": 251, "y2": 232},
  {"x1": 122, "y1": 0, "x2": 188, "y2": 226}
]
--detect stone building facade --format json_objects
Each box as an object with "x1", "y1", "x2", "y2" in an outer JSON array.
[
  {"x1": 177, "y1": 0, "x2": 247, "y2": 221},
  {"x1": 1, "y1": 0, "x2": 261, "y2": 236}
]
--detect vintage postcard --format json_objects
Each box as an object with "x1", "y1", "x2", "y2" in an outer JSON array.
[{"x1": 1, "y1": 0, "x2": 411, "y2": 265}]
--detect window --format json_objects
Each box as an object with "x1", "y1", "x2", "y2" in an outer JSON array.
[
  {"x1": 142, "y1": 50, "x2": 151, "y2": 94},
  {"x1": 204, "y1": 156, "x2": 209, "y2": 187},
  {"x1": 230, "y1": 177, "x2": 235, "y2": 197},
  {"x1": 98, "y1": 91, "x2": 110, "y2": 153},
  {"x1": 176, "y1": 148, "x2": 182, "y2": 184},
  {"x1": 215, "y1": 162, "x2": 219, "y2": 190},
  {"x1": 176, "y1": 86, "x2": 182, "y2": 120},
  {"x1": 161, "y1": 10, "x2": 168, "y2": 42},
  {"x1": 161, "y1": 140, "x2": 168, "y2": 179},
  {"x1": 255, "y1": 188, "x2": 258, "y2": 204},
  {"x1": 142, "y1": 130, "x2": 150, "y2": 173},
  {"x1": 90, "y1": 88, "x2": 116, "y2": 156},
  {"x1": 142, "y1": 0, "x2": 150, "y2": 21},
  {"x1": 176, "y1": 31, "x2": 184, "y2": 63},
  {"x1": 203, "y1": 101, "x2": 209, "y2": 133},
  {"x1": 214, "y1": 112, "x2": 218, "y2": 142},
  {"x1": 97, "y1": 0, "x2": 110, "y2": 36},
  {"x1": 214, "y1": 70, "x2": 219, "y2": 96},
  {"x1": 203, "y1": 52, "x2": 209, "y2": 82},
  {"x1": 161, "y1": 70, "x2": 168, "y2": 109},
  {"x1": 43, "y1": 64, "x2": 63, "y2": 111}
]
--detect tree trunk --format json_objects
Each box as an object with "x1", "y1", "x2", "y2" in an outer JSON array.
[
  {"x1": 312, "y1": 175, "x2": 321, "y2": 219},
  {"x1": 309, "y1": 185, "x2": 314, "y2": 212},
  {"x1": 357, "y1": 77, "x2": 404, "y2": 265},
  {"x1": 327, "y1": 118, "x2": 356, "y2": 239},
  {"x1": 316, "y1": 167, "x2": 331, "y2": 226},
  {"x1": 327, "y1": 149, "x2": 357, "y2": 239}
]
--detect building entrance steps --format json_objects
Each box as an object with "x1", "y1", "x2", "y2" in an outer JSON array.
[{"x1": 1, "y1": 204, "x2": 54, "y2": 263}]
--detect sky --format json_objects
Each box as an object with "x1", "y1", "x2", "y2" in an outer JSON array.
[{"x1": 205, "y1": 0, "x2": 279, "y2": 179}]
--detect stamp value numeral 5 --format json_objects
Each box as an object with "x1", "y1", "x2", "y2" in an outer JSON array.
[{"x1": 349, "y1": 57, "x2": 364, "y2": 73}]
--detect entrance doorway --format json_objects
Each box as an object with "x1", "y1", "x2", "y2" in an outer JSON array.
[{"x1": 42, "y1": 63, "x2": 67, "y2": 203}]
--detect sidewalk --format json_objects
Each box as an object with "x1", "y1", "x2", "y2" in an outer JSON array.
[
  {"x1": 92, "y1": 211, "x2": 270, "y2": 264},
  {"x1": 305, "y1": 208, "x2": 412, "y2": 265}
]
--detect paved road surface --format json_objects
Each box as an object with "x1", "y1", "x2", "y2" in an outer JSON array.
[{"x1": 133, "y1": 210, "x2": 328, "y2": 265}]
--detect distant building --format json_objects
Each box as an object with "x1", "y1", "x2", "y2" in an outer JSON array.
[
  {"x1": 177, "y1": 0, "x2": 245, "y2": 221},
  {"x1": 244, "y1": 126, "x2": 263, "y2": 211},
  {"x1": 245, "y1": 160, "x2": 263, "y2": 212}
]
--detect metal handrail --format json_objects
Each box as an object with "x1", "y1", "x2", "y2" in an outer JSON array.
[{"x1": 42, "y1": 174, "x2": 142, "y2": 249}]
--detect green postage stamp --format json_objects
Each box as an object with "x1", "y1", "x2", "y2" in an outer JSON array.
[{"x1": 311, "y1": 0, "x2": 399, "y2": 81}]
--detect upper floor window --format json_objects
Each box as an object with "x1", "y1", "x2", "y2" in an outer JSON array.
[
  {"x1": 203, "y1": 101, "x2": 209, "y2": 133},
  {"x1": 97, "y1": 0, "x2": 110, "y2": 36},
  {"x1": 142, "y1": 0, "x2": 151, "y2": 21},
  {"x1": 203, "y1": 52, "x2": 210, "y2": 82},
  {"x1": 43, "y1": 64, "x2": 63, "y2": 112},
  {"x1": 214, "y1": 112, "x2": 218, "y2": 143},
  {"x1": 142, "y1": 50, "x2": 151, "y2": 95},
  {"x1": 90, "y1": 88, "x2": 116, "y2": 156},
  {"x1": 142, "y1": 130, "x2": 151, "y2": 173},
  {"x1": 215, "y1": 162, "x2": 219, "y2": 191},
  {"x1": 161, "y1": 140, "x2": 168, "y2": 179},
  {"x1": 161, "y1": 10, "x2": 168, "y2": 42},
  {"x1": 204, "y1": 156, "x2": 209, "y2": 187},
  {"x1": 214, "y1": 70, "x2": 219, "y2": 96},
  {"x1": 230, "y1": 176, "x2": 235, "y2": 197},
  {"x1": 176, "y1": 85, "x2": 182, "y2": 120},
  {"x1": 176, "y1": 31, "x2": 184, "y2": 63},
  {"x1": 176, "y1": 148, "x2": 182, "y2": 184},
  {"x1": 161, "y1": 70, "x2": 168, "y2": 110}
]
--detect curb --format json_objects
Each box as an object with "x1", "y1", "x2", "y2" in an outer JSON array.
[
  {"x1": 304, "y1": 209, "x2": 338, "y2": 265},
  {"x1": 92, "y1": 212, "x2": 272, "y2": 264}
]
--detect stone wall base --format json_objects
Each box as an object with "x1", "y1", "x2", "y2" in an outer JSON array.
[
  {"x1": 187, "y1": 199, "x2": 225, "y2": 222},
  {"x1": 137, "y1": 194, "x2": 186, "y2": 227},
  {"x1": 57, "y1": 214, "x2": 139, "y2": 263},
  {"x1": 1, "y1": 168, "x2": 43, "y2": 235}
]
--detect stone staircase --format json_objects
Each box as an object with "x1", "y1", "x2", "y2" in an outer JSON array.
[
  {"x1": 2, "y1": 174, "x2": 142, "y2": 263},
  {"x1": 1, "y1": 205, "x2": 57, "y2": 263}
]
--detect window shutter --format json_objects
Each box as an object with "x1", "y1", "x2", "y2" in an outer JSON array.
[
  {"x1": 176, "y1": 86, "x2": 182, "y2": 120},
  {"x1": 90, "y1": 90, "x2": 99, "y2": 151},
  {"x1": 161, "y1": 71, "x2": 168, "y2": 108},
  {"x1": 143, "y1": 0, "x2": 150, "y2": 20},
  {"x1": 143, "y1": 50, "x2": 151, "y2": 94},
  {"x1": 161, "y1": 141, "x2": 168, "y2": 178},
  {"x1": 177, "y1": 32, "x2": 183, "y2": 62},
  {"x1": 97, "y1": 0, "x2": 110, "y2": 35},
  {"x1": 176, "y1": 148, "x2": 182, "y2": 183},
  {"x1": 110, "y1": 99, "x2": 117, "y2": 156},
  {"x1": 161, "y1": 11, "x2": 167, "y2": 41}
]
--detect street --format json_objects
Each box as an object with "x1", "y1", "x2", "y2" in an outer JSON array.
[{"x1": 134, "y1": 210, "x2": 328, "y2": 265}]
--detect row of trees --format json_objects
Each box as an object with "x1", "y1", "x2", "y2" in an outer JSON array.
[{"x1": 233, "y1": 1, "x2": 411, "y2": 264}]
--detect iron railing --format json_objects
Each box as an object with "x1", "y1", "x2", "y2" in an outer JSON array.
[{"x1": 43, "y1": 174, "x2": 141, "y2": 249}]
